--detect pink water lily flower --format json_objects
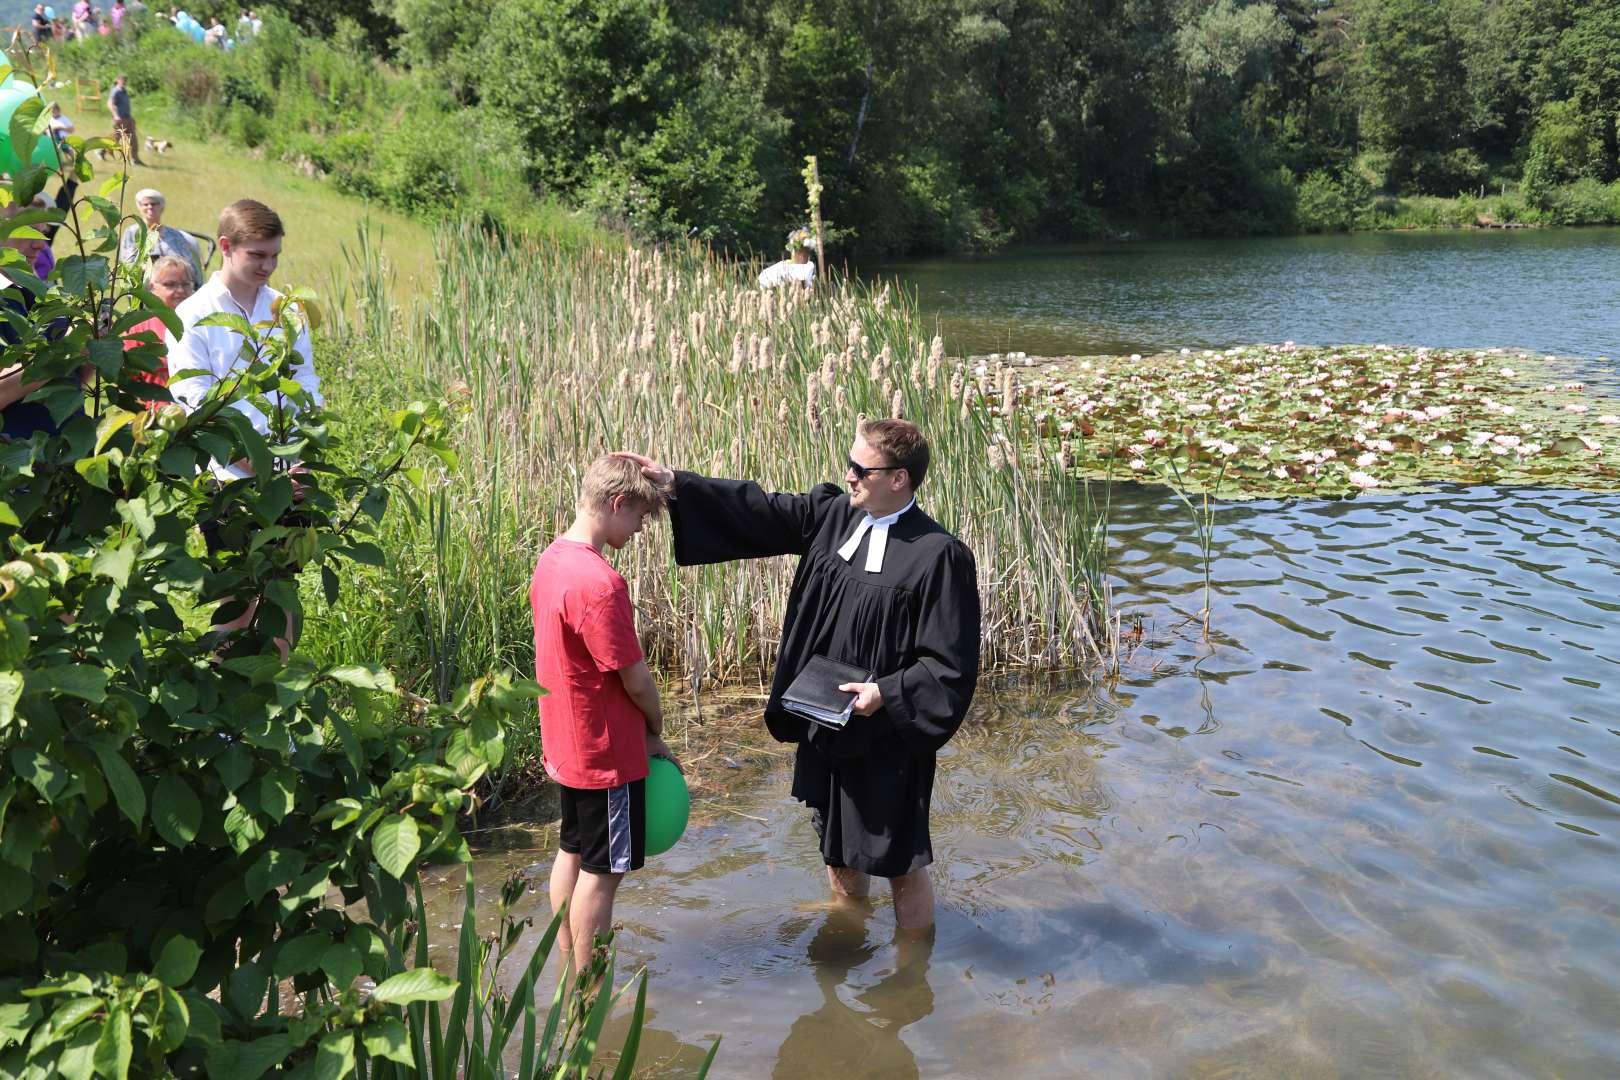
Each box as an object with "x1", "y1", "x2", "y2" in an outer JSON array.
[
  {"x1": 1356, "y1": 452, "x2": 1378, "y2": 468},
  {"x1": 1599, "y1": 415, "x2": 1619, "y2": 425},
  {"x1": 1565, "y1": 404, "x2": 1589, "y2": 413},
  {"x1": 1348, "y1": 471, "x2": 1379, "y2": 489}
]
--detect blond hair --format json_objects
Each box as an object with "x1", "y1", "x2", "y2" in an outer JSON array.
[
  {"x1": 218, "y1": 198, "x2": 283, "y2": 246},
  {"x1": 859, "y1": 418, "x2": 930, "y2": 488},
  {"x1": 579, "y1": 454, "x2": 668, "y2": 515},
  {"x1": 145, "y1": 255, "x2": 194, "y2": 287}
]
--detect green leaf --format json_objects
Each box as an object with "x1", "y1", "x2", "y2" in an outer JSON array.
[
  {"x1": 28, "y1": 664, "x2": 109, "y2": 703},
  {"x1": 326, "y1": 664, "x2": 396, "y2": 693},
  {"x1": 0, "y1": 500, "x2": 18, "y2": 528},
  {"x1": 371, "y1": 815, "x2": 420, "y2": 880},
  {"x1": 314, "y1": 1030, "x2": 356, "y2": 1080},
  {"x1": 272, "y1": 933, "x2": 330, "y2": 979},
  {"x1": 11, "y1": 748, "x2": 70, "y2": 802},
  {"x1": 87, "y1": 741, "x2": 145, "y2": 826},
  {"x1": 0, "y1": 671, "x2": 22, "y2": 729},
  {"x1": 222, "y1": 803, "x2": 264, "y2": 853},
  {"x1": 319, "y1": 940, "x2": 362, "y2": 992},
  {"x1": 206, "y1": 1032, "x2": 294, "y2": 1078},
  {"x1": 88, "y1": 337, "x2": 124, "y2": 378},
  {"x1": 91, "y1": 544, "x2": 136, "y2": 589},
  {"x1": 74, "y1": 454, "x2": 113, "y2": 491},
  {"x1": 359, "y1": 1016, "x2": 413, "y2": 1065},
  {"x1": 153, "y1": 936, "x2": 202, "y2": 987},
  {"x1": 369, "y1": 967, "x2": 457, "y2": 1005},
  {"x1": 151, "y1": 775, "x2": 201, "y2": 848},
  {"x1": 244, "y1": 848, "x2": 306, "y2": 901},
  {"x1": 94, "y1": 407, "x2": 140, "y2": 455}
]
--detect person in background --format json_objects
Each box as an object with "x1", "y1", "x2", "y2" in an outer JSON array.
[
  {"x1": 109, "y1": 0, "x2": 125, "y2": 31},
  {"x1": 107, "y1": 75, "x2": 143, "y2": 166},
  {"x1": 47, "y1": 103, "x2": 75, "y2": 159},
  {"x1": 71, "y1": 0, "x2": 90, "y2": 38},
  {"x1": 204, "y1": 16, "x2": 224, "y2": 45},
  {"x1": 122, "y1": 254, "x2": 194, "y2": 409},
  {"x1": 31, "y1": 4, "x2": 51, "y2": 42},
  {"x1": 1, "y1": 203, "x2": 88, "y2": 440},
  {"x1": 531, "y1": 454, "x2": 676, "y2": 981},
  {"x1": 30, "y1": 177, "x2": 81, "y2": 282},
  {"x1": 169, "y1": 199, "x2": 322, "y2": 659},
  {"x1": 119, "y1": 188, "x2": 203, "y2": 285},
  {"x1": 758, "y1": 226, "x2": 817, "y2": 289}
]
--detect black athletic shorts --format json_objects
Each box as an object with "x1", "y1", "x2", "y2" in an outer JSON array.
[{"x1": 559, "y1": 779, "x2": 646, "y2": 875}]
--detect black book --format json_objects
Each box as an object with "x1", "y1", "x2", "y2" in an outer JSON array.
[{"x1": 781, "y1": 654, "x2": 872, "y2": 730}]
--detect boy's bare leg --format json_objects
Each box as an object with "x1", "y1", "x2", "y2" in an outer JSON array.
[
  {"x1": 889, "y1": 867, "x2": 935, "y2": 930},
  {"x1": 827, "y1": 865, "x2": 871, "y2": 900},
  {"x1": 568, "y1": 869, "x2": 624, "y2": 982},
  {"x1": 548, "y1": 850, "x2": 581, "y2": 974}
]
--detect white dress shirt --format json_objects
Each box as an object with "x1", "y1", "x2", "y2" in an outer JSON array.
[
  {"x1": 836, "y1": 498, "x2": 916, "y2": 573},
  {"x1": 169, "y1": 272, "x2": 323, "y2": 480}
]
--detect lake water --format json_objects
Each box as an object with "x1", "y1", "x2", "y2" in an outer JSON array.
[
  {"x1": 445, "y1": 486, "x2": 1620, "y2": 1078},
  {"x1": 870, "y1": 228, "x2": 1620, "y2": 359},
  {"x1": 442, "y1": 231, "x2": 1620, "y2": 1077}
]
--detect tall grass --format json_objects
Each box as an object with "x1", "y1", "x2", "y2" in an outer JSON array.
[{"x1": 329, "y1": 227, "x2": 1113, "y2": 698}]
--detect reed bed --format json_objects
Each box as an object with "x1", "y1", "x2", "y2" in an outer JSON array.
[{"x1": 341, "y1": 227, "x2": 1113, "y2": 698}]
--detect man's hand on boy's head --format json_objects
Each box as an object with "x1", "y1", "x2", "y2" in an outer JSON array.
[{"x1": 611, "y1": 450, "x2": 674, "y2": 490}]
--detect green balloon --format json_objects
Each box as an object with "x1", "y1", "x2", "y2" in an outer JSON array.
[
  {"x1": 0, "y1": 84, "x2": 63, "y2": 176},
  {"x1": 645, "y1": 756, "x2": 689, "y2": 857}
]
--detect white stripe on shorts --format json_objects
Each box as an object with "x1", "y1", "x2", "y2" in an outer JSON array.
[{"x1": 606, "y1": 783, "x2": 632, "y2": 873}]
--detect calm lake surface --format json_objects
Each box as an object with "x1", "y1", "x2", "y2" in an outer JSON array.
[
  {"x1": 870, "y1": 227, "x2": 1620, "y2": 359},
  {"x1": 445, "y1": 487, "x2": 1620, "y2": 1077}
]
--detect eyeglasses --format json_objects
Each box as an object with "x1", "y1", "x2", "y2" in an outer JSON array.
[{"x1": 846, "y1": 458, "x2": 902, "y2": 481}]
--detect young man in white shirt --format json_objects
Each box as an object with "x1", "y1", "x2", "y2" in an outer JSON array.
[{"x1": 169, "y1": 198, "x2": 323, "y2": 656}]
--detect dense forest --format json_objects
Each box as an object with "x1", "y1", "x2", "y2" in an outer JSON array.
[{"x1": 54, "y1": 0, "x2": 1620, "y2": 254}]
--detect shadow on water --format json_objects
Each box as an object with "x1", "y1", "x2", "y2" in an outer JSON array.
[{"x1": 434, "y1": 484, "x2": 1620, "y2": 1078}]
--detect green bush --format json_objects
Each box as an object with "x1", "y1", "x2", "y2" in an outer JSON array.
[
  {"x1": 1294, "y1": 168, "x2": 1373, "y2": 232},
  {"x1": 0, "y1": 79, "x2": 610, "y2": 1075}
]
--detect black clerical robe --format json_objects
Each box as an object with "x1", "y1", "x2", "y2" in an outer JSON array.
[{"x1": 669, "y1": 472, "x2": 981, "y2": 877}]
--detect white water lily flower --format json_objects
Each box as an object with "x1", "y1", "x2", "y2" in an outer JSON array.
[
  {"x1": 1058, "y1": 421, "x2": 1075, "y2": 435},
  {"x1": 1436, "y1": 444, "x2": 1454, "y2": 456},
  {"x1": 1580, "y1": 436, "x2": 1603, "y2": 452},
  {"x1": 1489, "y1": 444, "x2": 1508, "y2": 455},
  {"x1": 1498, "y1": 367, "x2": 1516, "y2": 377},
  {"x1": 1563, "y1": 382, "x2": 1586, "y2": 391},
  {"x1": 1273, "y1": 465, "x2": 1289, "y2": 479},
  {"x1": 1599, "y1": 415, "x2": 1619, "y2": 425},
  {"x1": 1517, "y1": 443, "x2": 1542, "y2": 456},
  {"x1": 1492, "y1": 434, "x2": 1521, "y2": 448},
  {"x1": 1565, "y1": 404, "x2": 1589, "y2": 413},
  {"x1": 1356, "y1": 452, "x2": 1377, "y2": 468},
  {"x1": 1370, "y1": 438, "x2": 1395, "y2": 453},
  {"x1": 1129, "y1": 457, "x2": 1147, "y2": 471},
  {"x1": 1348, "y1": 471, "x2": 1379, "y2": 489}
]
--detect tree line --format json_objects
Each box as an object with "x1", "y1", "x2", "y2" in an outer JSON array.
[{"x1": 83, "y1": 0, "x2": 1620, "y2": 254}]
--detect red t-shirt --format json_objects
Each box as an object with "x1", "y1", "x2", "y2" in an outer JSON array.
[
  {"x1": 122, "y1": 315, "x2": 169, "y2": 410},
  {"x1": 530, "y1": 539, "x2": 649, "y2": 789}
]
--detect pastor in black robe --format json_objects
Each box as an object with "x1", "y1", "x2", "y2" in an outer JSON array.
[{"x1": 668, "y1": 472, "x2": 981, "y2": 878}]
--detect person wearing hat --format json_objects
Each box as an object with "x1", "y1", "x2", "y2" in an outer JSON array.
[
  {"x1": 119, "y1": 188, "x2": 202, "y2": 287},
  {"x1": 758, "y1": 226, "x2": 817, "y2": 289}
]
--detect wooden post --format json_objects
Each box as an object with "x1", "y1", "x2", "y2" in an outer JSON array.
[{"x1": 806, "y1": 155, "x2": 826, "y2": 280}]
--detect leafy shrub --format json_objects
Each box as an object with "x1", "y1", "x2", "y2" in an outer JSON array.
[
  {"x1": 0, "y1": 78, "x2": 621, "y2": 1075},
  {"x1": 1294, "y1": 168, "x2": 1373, "y2": 232}
]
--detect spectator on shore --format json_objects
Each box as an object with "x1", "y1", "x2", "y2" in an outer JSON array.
[
  {"x1": 47, "y1": 103, "x2": 74, "y2": 157},
  {"x1": 758, "y1": 226, "x2": 817, "y2": 289},
  {"x1": 110, "y1": 0, "x2": 125, "y2": 30},
  {"x1": 1, "y1": 202, "x2": 86, "y2": 440},
  {"x1": 96, "y1": 6, "x2": 111, "y2": 33},
  {"x1": 120, "y1": 188, "x2": 203, "y2": 284},
  {"x1": 204, "y1": 16, "x2": 224, "y2": 45},
  {"x1": 71, "y1": 0, "x2": 91, "y2": 39},
  {"x1": 123, "y1": 254, "x2": 194, "y2": 408},
  {"x1": 29, "y1": 177, "x2": 81, "y2": 283},
  {"x1": 169, "y1": 199, "x2": 323, "y2": 659},
  {"x1": 31, "y1": 4, "x2": 51, "y2": 42},
  {"x1": 108, "y1": 75, "x2": 143, "y2": 165}
]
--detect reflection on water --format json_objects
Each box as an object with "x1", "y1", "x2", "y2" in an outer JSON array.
[{"x1": 445, "y1": 485, "x2": 1620, "y2": 1077}]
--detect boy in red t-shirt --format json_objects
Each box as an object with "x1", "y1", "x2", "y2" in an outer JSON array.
[{"x1": 531, "y1": 454, "x2": 675, "y2": 979}]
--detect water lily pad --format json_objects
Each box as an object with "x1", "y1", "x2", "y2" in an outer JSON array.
[{"x1": 982, "y1": 345, "x2": 1620, "y2": 500}]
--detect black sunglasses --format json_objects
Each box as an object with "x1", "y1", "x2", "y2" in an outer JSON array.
[{"x1": 847, "y1": 458, "x2": 902, "y2": 481}]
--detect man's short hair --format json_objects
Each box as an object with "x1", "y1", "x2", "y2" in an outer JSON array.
[
  {"x1": 580, "y1": 454, "x2": 668, "y2": 516},
  {"x1": 135, "y1": 187, "x2": 164, "y2": 206},
  {"x1": 145, "y1": 254, "x2": 193, "y2": 286},
  {"x1": 218, "y1": 198, "x2": 283, "y2": 246},
  {"x1": 860, "y1": 418, "x2": 930, "y2": 489}
]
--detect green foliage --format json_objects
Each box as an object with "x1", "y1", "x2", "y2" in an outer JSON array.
[
  {"x1": 0, "y1": 55, "x2": 666, "y2": 1076},
  {"x1": 1295, "y1": 168, "x2": 1373, "y2": 231}
]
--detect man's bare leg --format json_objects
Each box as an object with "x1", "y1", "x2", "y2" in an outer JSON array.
[
  {"x1": 548, "y1": 849, "x2": 581, "y2": 975},
  {"x1": 827, "y1": 865, "x2": 870, "y2": 900},
  {"x1": 889, "y1": 867, "x2": 934, "y2": 930},
  {"x1": 568, "y1": 869, "x2": 623, "y2": 983}
]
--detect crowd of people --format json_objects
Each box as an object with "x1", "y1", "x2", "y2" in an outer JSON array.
[{"x1": 26, "y1": 1, "x2": 259, "y2": 49}]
